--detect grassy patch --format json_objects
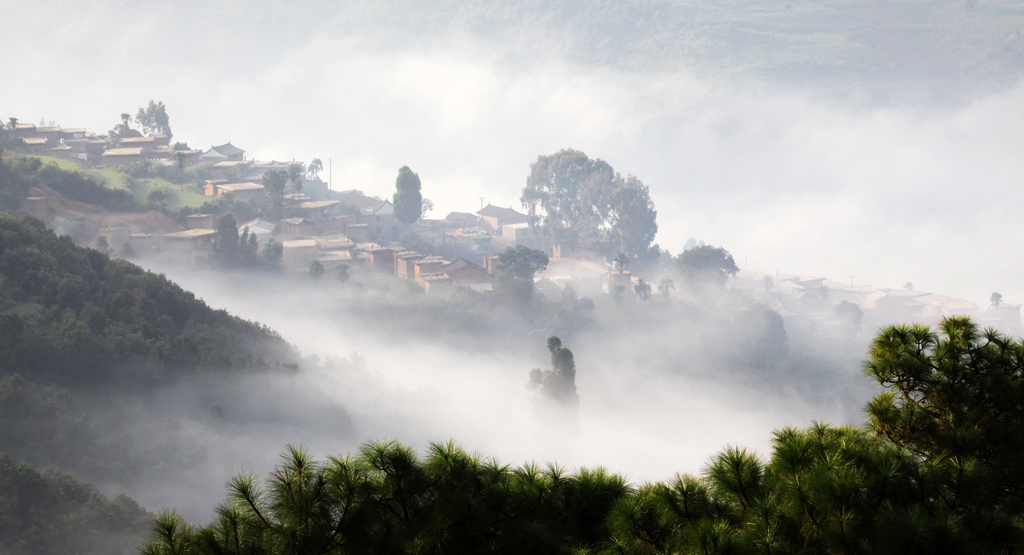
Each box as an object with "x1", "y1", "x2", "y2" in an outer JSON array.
[
  {"x1": 90, "y1": 168, "x2": 131, "y2": 191},
  {"x1": 133, "y1": 178, "x2": 209, "y2": 210},
  {"x1": 25, "y1": 154, "x2": 85, "y2": 173}
]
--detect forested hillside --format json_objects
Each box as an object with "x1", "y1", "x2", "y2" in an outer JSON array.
[
  {"x1": 0, "y1": 213, "x2": 306, "y2": 555},
  {"x1": 0, "y1": 455, "x2": 151, "y2": 555},
  {"x1": 0, "y1": 213, "x2": 297, "y2": 389}
]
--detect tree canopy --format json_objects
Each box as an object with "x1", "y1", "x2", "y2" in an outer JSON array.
[
  {"x1": 494, "y1": 245, "x2": 548, "y2": 303},
  {"x1": 393, "y1": 166, "x2": 423, "y2": 225},
  {"x1": 866, "y1": 316, "x2": 1024, "y2": 518},
  {"x1": 528, "y1": 336, "x2": 579, "y2": 408},
  {"x1": 134, "y1": 100, "x2": 172, "y2": 137},
  {"x1": 676, "y1": 244, "x2": 739, "y2": 287},
  {"x1": 521, "y1": 149, "x2": 657, "y2": 259}
]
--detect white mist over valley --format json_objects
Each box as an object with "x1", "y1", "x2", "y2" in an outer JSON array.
[{"x1": 4, "y1": 0, "x2": 1024, "y2": 528}]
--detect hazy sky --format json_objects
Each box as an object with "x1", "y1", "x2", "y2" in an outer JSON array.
[{"x1": 4, "y1": 0, "x2": 1023, "y2": 304}]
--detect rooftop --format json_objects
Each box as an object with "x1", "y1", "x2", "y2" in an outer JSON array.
[
  {"x1": 281, "y1": 239, "x2": 317, "y2": 248},
  {"x1": 477, "y1": 203, "x2": 527, "y2": 220},
  {"x1": 217, "y1": 182, "x2": 264, "y2": 192},
  {"x1": 162, "y1": 229, "x2": 217, "y2": 240},
  {"x1": 103, "y1": 147, "x2": 144, "y2": 156}
]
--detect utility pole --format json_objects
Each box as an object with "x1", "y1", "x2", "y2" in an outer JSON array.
[
  {"x1": 479, "y1": 197, "x2": 484, "y2": 210},
  {"x1": 329, "y1": 158, "x2": 332, "y2": 191}
]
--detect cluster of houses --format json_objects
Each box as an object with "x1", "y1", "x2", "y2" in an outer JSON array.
[
  {"x1": 2, "y1": 120, "x2": 255, "y2": 170},
  {"x1": 730, "y1": 271, "x2": 1022, "y2": 337},
  {"x1": 94, "y1": 181, "x2": 561, "y2": 294},
  {"x1": 7, "y1": 120, "x2": 1018, "y2": 331}
]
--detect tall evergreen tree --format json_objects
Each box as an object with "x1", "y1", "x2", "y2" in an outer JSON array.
[{"x1": 393, "y1": 166, "x2": 422, "y2": 225}]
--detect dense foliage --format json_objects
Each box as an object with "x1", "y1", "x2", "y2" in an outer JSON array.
[
  {"x1": 0, "y1": 213, "x2": 297, "y2": 388},
  {"x1": 147, "y1": 317, "x2": 1024, "y2": 554},
  {"x1": 521, "y1": 149, "x2": 657, "y2": 259},
  {"x1": 393, "y1": 165, "x2": 423, "y2": 225},
  {"x1": 0, "y1": 454, "x2": 151, "y2": 555},
  {"x1": 494, "y1": 244, "x2": 549, "y2": 304}
]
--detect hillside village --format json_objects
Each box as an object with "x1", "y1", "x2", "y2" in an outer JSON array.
[{"x1": 3, "y1": 117, "x2": 1019, "y2": 339}]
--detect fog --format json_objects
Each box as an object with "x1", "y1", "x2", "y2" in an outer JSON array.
[
  {"x1": 4, "y1": 0, "x2": 1024, "y2": 521},
  {"x1": 106, "y1": 264, "x2": 870, "y2": 521}
]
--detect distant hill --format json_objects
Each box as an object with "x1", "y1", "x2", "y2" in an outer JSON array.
[
  {"x1": 0, "y1": 212, "x2": 302, "y2": 515},
  {"x1": 321, "y1": 0, "x2": 1024, "y2": 100},
  {"x1": 0, "y1": 213, "x2": 298, "y2": 389},
  {"x1": 0, "y1": 454, "x2": 151, "y2": 555}
]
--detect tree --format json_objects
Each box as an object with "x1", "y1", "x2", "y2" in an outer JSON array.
[
  {"x1": 421, "y1": 197, "x2": 434, "y2": 218},
  {"x1": 308, "y1": 260, "x2": 324, "y2": 280},
  {"x1": 146, "y1": 187, "x2": 169, "y2": 210},
  {"x1": 658, "y1": 278, "x2": 674, "y2": 299},
  {"x1": 335, "y1": 263, "x2": 350, "y2": 282},
  {"x1": 676, "y1": 244, "x2": 739, "y2": 288},
  {"x1": 108, "y1": 113, "x2": 141, "y2": 143},
  {"x1": 393, "y1": 166, "x2": 423, "y2": 225},
  {"x1": 287, "y1": 163, "x2": 304, "y2": 194},
  {"x1": 262, "y1": 169, "x2": 287, "y2": 220},
  {"x1": 307, "y1": 158, "x2": 323, "y2": 181},
  {"x1": 527, "y1": 336, "x2": 579, "y2": 409},
  {"x1": 521, "y1": 149, "x2": 657, "y2": 258},
  {"x1": 95, "y1": 235, "x2": 111, "y2": 255},
  {"x1": 991, "y1": 291, "x2": 1003, "y2": 308},
  {"x1": 494, "y1": 245, "x2": 548, "y2": 303},
  {"x1": 259, "y1": 239, "x2": 283, "y2": 272},
  {"x1": 866, "y1": 317, "x2": 1024, "y2": 522},
  {"x1": 173, "y1": 152, "x2": 187, "y2": 188},
  {"x1": 212, "y1": 213, "x2": 240, "y2": 267},
  {"x1": 135, "y1": 100, "x2": 171, "y2": 137},
  {"x1": 634, "y1": 279, "x2": 652, "y2": 301}
]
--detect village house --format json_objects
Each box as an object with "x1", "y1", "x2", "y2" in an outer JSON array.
[
  {"x1": 158, "y1": 229, "x2": 217, "y2": 265},
  {"x1": 119, "y1": 136, "x2": 157, "y2": 154},
  {"x1": 501, "y1": 221, "x2": 542, "y2": 249},
  {"x1": 476, "y1": 203, "x2": 528, "y2": 232},
  {"x1": 239, "y1": 218, "x2": 276, "y2": 243},
  {"x1": 185, "y1": 214, "x2": 215, "y2": 230},
  {"x1": 442, "y1": 258, "x2": 492, "y2": 290},
  {"x1": 201, "y1": 142, "x2": 245, "y2": 162},
  {"x1": 413, "y1": 257, "x2": 447, "y2": 286},
  {"x1": 279, "y1": 217, "x2": 316, "y2": 238},
  {"x1": 336, "y1": 191, "x2": 398, "y2": 242},
  {"x1": 281, "y1": 239, "x2": 318, "y2": 269},
  {"x1": 203, "y1": 181, "x2": 266, "y2": 205},
  {"x1": 102, "y1": 147, "x2": 145, "y2": 167},
  {"x1": 20, "y1": 137, "x2": 48, "y2": 153},
  {"x1": 396, "y1": 252, "x2": 425, "y2": 280},
  {"x1": 7, "y1": 123, "x2": 38, "y2": 138},
  {"x1": 210, "y1": 160, "x2": 251, "y2": 181},
  {"x1": 60, "y1": 128, "x2": 86, "y2": 141},
  {"x1": 344, "y1": 223, "x2": 372, "y2": 243},
  {"x1": 364, "y1": 247, "x2": 398, "y2": 274},
  {"x1": 299, "y1": 200, "x2": 340, "y2": 221},
  {"x1": 422, "y1": 273, "x2": 452, "y2": 295},
  {"x1": 36, "y1": 126, "x2": 63, "y2": 146},
  {"x1": 444, "y1": 211, "x2": 480, "y2": 228}
]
